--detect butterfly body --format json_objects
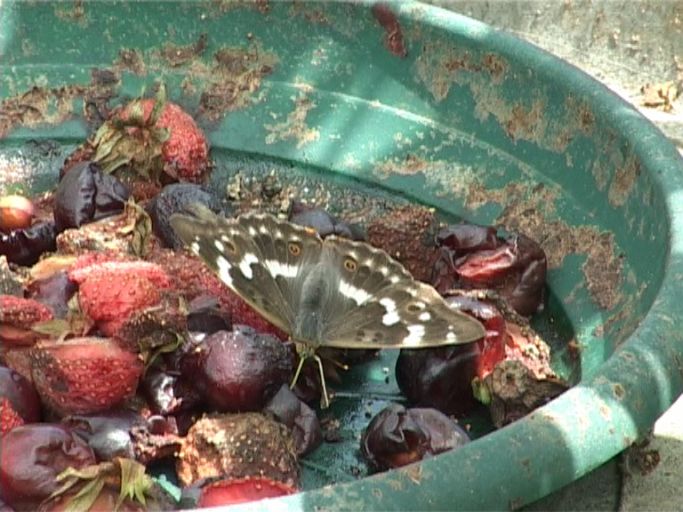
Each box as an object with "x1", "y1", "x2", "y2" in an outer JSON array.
[{"x1": 170, "y1": 207, "x2": 486, "y2": 407}]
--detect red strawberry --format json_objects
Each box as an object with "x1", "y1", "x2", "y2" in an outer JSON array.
[
  {"x1": 0, "y1": 296, "x2": 53, "y2": 346},
  {"x1": 0, "y1": 398, "x2": 25, "y2": 434},
  {"x1": 69, "y1": 259, "x2": 171, "y2": 288},
  {"x1": 29, "y1": 337, "x2": 143, "y2": 416},
  {"x1": 0, "y1": 296, "x2": 54, "y2": 328},
  {"x1": 76, "y1": 265, "x2": 171, "y2": 338},
  {"x1": 67, "y1": 251, "x2": 132, "y2": 274},
  {"x1": 199, "y1": 477, "x2": 296, "y2": 507},
  {"x1": 133, "y1": 100, "x2": 209, "y2": 183},
  {"x1": 91, "y1": 93, "x2": 210, "y2": 184}
]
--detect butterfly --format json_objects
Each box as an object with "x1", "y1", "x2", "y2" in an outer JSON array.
[{"x1": 170, "y1": 206, "x2": 486, "y2": 408}]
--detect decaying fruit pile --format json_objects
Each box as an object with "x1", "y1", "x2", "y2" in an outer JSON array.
[{"x1": 0, "y1": 92, "x2": 568, "y2": 510}]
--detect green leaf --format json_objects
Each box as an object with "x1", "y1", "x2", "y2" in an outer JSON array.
[
  {"x1": 127, "y1": 100, "x2": 145, "y2": 125},
  {"x1": 32, "y1": 318, "x2": 70, "y2": 337},
  {"x1": 117, "y1": 458, "x2": 153, "y2": 508},
  {"x1": 64, "y1": 476, "x2": 106, "y2": 512},
  {"x1": 472, "y1": 377, "x2": 492, "y2": 405}
]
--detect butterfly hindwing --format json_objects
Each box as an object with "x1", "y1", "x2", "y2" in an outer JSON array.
[{"x1": 321, "y1": 236, "x2": 485, "y2": 349}]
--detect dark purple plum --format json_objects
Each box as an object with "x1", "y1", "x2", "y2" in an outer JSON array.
[
  {"x1": 53, "y1": 161, "x2": 129, "y2": 232},
  {"x1": 434, "y1": 223, "x2": 547, "y2": 316},
  {"x1": 186, "y1": 294, "x2": 232, "y2": 335},
  {"x1": 264, "y1": 384, "x2": 322, "y2": 456},
  {"x1": 142, "y1": 369, "x2": 202, "y2": 417},
  {"x1": 360, "y1": 404, "x2": 470, "y2": 472},
  {"x1": 396, "y1": 295, "x2": 506, "y2": 416},
  {"x1": 180, "y1": 326, "x2": 293, "y2": 412},
  {"x1": 25, "y1": 271, "x2": 78, "y2": 319},
  {"x1": 0, "y1": 221, "x2": 56, "y2": 266},
  {"x1": 0, "y1": 424, "x2": 96, "y2": 510},
  {"x1": 61, "y1": 408, "x2": 144, "y2": 461},
  {"x1": 146, "y1": 183, "x2": 224, "y2": 249},
  {"x1": 0, "y1": 365, "x2": 41, "y2": 427},
  {"x1": 288, "y1": 201, "x2": 364, "y2": 240}
]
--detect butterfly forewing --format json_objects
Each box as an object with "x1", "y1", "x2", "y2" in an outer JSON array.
[
  {"x1": 234, "y1": 213, "x2": 325, "y2": 312},
  {"x1": 169, "y1": 210, "x2": 296, "y2": 333}
]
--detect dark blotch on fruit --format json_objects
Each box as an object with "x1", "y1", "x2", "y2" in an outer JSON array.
[
  {"x1": 0, "y1": 221, "x2": 57, "y2": 266},
  {"x1": 0, "y1": 365, "x2": 41, "y2": 424},
  {"x1": 26, "y1": 271, "x2": 78, "y2": 319},
  {"x1": 180, "y1": 326, "x2": 293, "y2": 412},
  {"x1": 361, "y1": 404, "x2": 470, "y2": 472},
  {"x1": 0, "y1": 424, "x2": 96, "y2": 510},
  {"x1": 288, "y1": 201, "x2": 364, "y2": 240},
  {"x1": 264, "y1": 385, "x2": 322, "y2": 456},
  {"x1": 53, "y1": 161, "x2": 130, "y2": 232},
  {"x1": 146, "y1": 184, "x2": 224, "y2": 249}
]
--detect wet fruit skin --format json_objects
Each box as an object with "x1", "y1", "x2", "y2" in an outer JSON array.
[
  {"x1": 61, "y1": 408, "x2": 144, "y2": 461},
  {"x1": 0, "y1": 195, "x2": 34, "y2": 233},
  {"x1": 361, "y1": 404, "x2": 470, "y2": 472},
  {"x1": 53, "y1": 161, "x2": 130, "y2": 233},
  {"x1": 396, "y1": 296, "x2": 506, "y2": 416},
  {"x1": 0, "y1": 365, "x2": 41, "y2": 434},
  {"x1": 0, "y1": 423, "x2": 96, "y2": 510},
  {"x1": 180, "y1": 326, "x2": 293, "y2": 412},
  {"x1": 186, "y1": 294, "x2": 232, "y2": 335},
  {"x1": 26, "y1": 271, "x2": 78, "y2": 319},
  {"x1": 288, "y1": 201, "x2": 364, "y2": 240}
]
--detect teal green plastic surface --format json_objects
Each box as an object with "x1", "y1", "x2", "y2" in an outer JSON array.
[{"x1": 1, "y1": 1, "x2": 683, "y2": 510}]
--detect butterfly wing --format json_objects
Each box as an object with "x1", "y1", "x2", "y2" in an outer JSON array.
[
  {"x1": 170, "y1": 208, "x2": 321, "y2": 335},
  {"x1": 228, "y1": 212, "x2": 325, "y2": 313},
  {"x1": 320, "y1": 236, "x2": 486, "y2": 349}
]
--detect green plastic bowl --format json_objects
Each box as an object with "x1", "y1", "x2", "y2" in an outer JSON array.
[{"x1": 2, "y1": 1, "x2": 683, "y2": 510}]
